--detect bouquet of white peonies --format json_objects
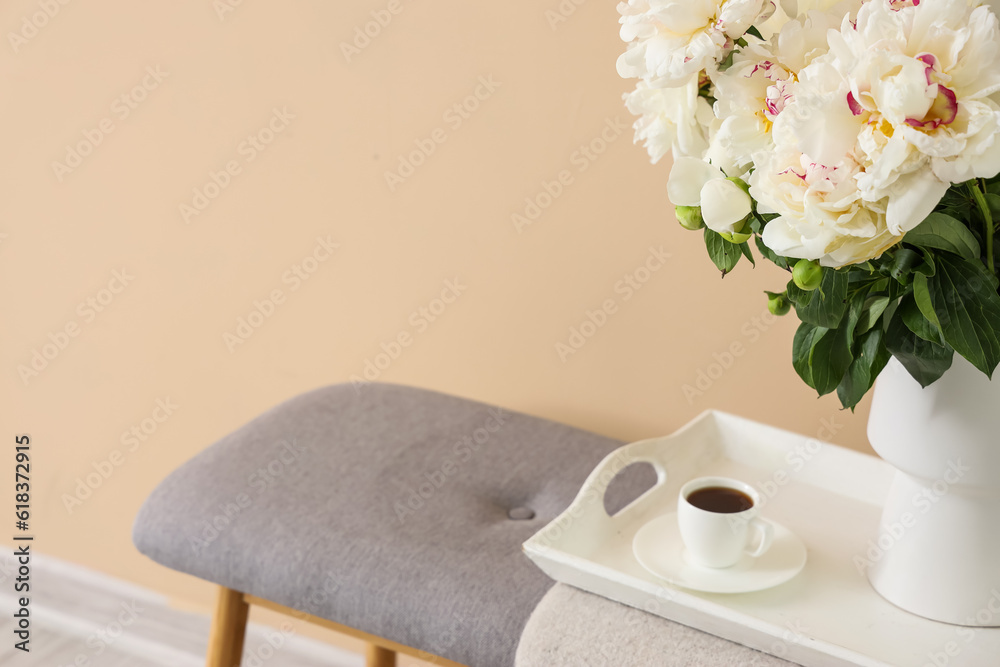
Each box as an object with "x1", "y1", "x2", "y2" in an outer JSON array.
[{"x1": 618, "y1": 0, "x2": 1000, "y2": 408}]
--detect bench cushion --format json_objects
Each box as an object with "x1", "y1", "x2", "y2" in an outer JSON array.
[
  {"x1": 133, "y1": 383, "x2": 647, "y2": 667},
  {"x1": 515, "y1": 583, "x2": 798, "y2": 667}
]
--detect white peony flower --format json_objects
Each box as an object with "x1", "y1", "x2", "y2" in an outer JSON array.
[
  {"x1": 706, "y1": 4, "x2": 858, "y2": 175},
  {"x1": 624, "y1": 75, "x2": 716, "y2": 162},
  {"x1": 618, "y1": 0, "x2": 1000, "y2": 270},
  {"x1": 794, "y1": 0, "x2": 1000, "y2": 234},
  {"x1": 751, "y1": 138, "x2": 898, "y2": 267},
  {"x1": 616, "y1": 0, "x2": 774, "y2": 85},
  {"x1": 779, "y1": 0, "x2": 855, "y2": 19},
  {"x1": 706, "y1": 39, "x2": 791, "y2": 176},
  {"x1": 770, "y1": 2, "x2": 861, "y2": 72},
  {"x1": 668, "y1": 156, "x2": 753, "y2": 234}
]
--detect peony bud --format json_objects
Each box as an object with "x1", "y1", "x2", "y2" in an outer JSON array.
[
  {"x1": 766, "y1": 291, "x2": 791, "y2": 316},
  {"x1": 719, "y1": 219, "x2": 752, "y2": 244},
  {"x1": 726, "y1": 176, "x2": 751, "y2": 194},
  {"x1": 792, "y1": 259, "x2": 823, "y2": 291},
  {"x1": 675, "y1": 205, "x2": 705, "y2": 230}
]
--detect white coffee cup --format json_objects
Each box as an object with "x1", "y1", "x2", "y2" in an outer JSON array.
[{"x1": 677, "y1": 476, "x2": 773, "y2": 569}]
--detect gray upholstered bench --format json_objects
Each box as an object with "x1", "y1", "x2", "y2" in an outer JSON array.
[{"x1": 132, "y1": 382, "x2": 650, "y2": 667}]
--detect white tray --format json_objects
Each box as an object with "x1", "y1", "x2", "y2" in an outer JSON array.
[{"x1": 523, "y1": 411, "x2": 1000, "y2": 667}]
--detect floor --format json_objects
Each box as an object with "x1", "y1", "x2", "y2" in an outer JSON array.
[{"x1": 0, "y1": 551, "x2": 363, "y2": 667}]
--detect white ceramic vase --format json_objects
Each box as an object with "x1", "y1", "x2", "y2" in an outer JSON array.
[{"x1": 867, "y1": 355, "x2": 1000, "y2": 626}]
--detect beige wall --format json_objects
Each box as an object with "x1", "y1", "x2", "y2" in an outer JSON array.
[{"x1": 1, "y1": 0, "x2": 870, "y2": 640}]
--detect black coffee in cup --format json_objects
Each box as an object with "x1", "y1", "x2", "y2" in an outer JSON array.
[{"x1": 686, "y1": 486, "x2": 754, "y2": 514}]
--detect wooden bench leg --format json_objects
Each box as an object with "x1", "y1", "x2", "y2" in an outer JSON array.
[
  {"x1": 207, "y1": 586, "x2": 250, "y2": 667},
  {"x1": 366, "y1": 643, "x2": 397, "y2": 667}
]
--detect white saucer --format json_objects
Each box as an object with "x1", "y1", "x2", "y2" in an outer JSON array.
[{"x1": 632, "y1": 512, "x2": 807, "y2": 594}]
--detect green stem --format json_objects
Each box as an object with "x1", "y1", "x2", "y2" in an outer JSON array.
[
  {"x1": 969, "y1": 179, "x2": 995, "y2": 277},
  {"x1": 752, "y1": 210, "x2": 769, "y2": 230}
]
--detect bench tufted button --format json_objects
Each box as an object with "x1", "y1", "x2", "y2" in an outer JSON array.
[{"x1": 508, "y1": 507, "x2": 535, "y2": 521}]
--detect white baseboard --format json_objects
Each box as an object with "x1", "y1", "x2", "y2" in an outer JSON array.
[{"x1": 0, "y1": 550, "x2": 363, "y2": 667}]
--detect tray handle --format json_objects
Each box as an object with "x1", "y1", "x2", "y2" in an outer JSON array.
[{"x1": 569, "y1": 438, "x2": 669, "y2": 519}]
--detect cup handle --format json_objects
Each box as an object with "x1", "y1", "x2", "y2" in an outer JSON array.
[{"x1": 746, "y1": 519, "x2": 773, "y2": 558}]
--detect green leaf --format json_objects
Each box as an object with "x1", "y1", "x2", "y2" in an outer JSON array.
[
  {"x1": 912, "y1": 273, "x2": 941, "y2": 331},
  {"x1": 903, "y1": 213, "x2": 981, "y2": 260},
  {"x1": 891, "y1": 248, "x2": 922, "y2": 285},
  {"x1": 885, "y1": 310, "x2": 954, "y2": 387},
  {"x1": 914, "y1": 248, "x2": 936, "y2": 277},
  {"x1": 754, "y1": 235, "x2": 789, "y2": 270},
  {"x1": 937, "y1": 187, "x2": 972, "y2": 223},
  {"x1": 857, "y1": 295, "x2": 890, "y2": 335},
  {"x1": 899, "y1": 294, "x2": 945, "y2": 344},
  {"x1": 923, "y1": 254, "x2": 1000, "y2": 377},
  {"x1": 881, "y1": 298, "x2": 900, "y2": 333},
  {"x1": 718, "y1": 49, "x2": 737, "y2": 72},
  {"x1": 837, "y1": 327, "x2": 891, "y2": 410},
  {"x1": 705, "y1": 228, "x2": 741, "y2": 275},
  {"x1": 986, "y1": 193, "x2": 1000, "y2": 222},
  {"x1": 791, "y1": 318, "x2": 855, "y2": 397},
  {"x1": 740, "y1": 241, "x2": 755, "y2": 266},
  {"x1": 787, "y1": 268, "x2": 849, "y2": 329},
  {"x1": 792, "y1": 323, "x2": 824, "y2": 393},
  {"x1": 869, "y1": 277, "x2": 891, "y2": 294}
]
